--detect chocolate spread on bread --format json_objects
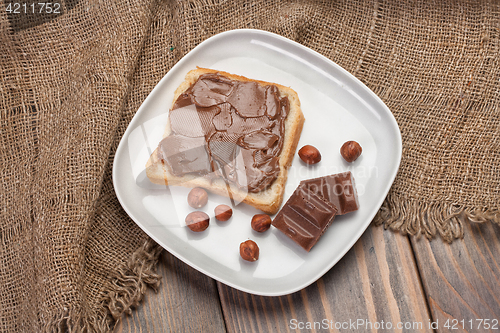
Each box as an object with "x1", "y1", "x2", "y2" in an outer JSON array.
[{"x1": 157, "y1": 73, "x2": 289, "y2": 193}]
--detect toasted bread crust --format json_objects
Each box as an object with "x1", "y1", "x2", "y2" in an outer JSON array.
[{"x1": 146, "y1": 67, "x2": 304, "y2": 214}]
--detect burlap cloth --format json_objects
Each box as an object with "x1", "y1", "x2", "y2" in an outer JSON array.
[{"x1": 1, "y1": 0, "x2": 499, "y2": 331}]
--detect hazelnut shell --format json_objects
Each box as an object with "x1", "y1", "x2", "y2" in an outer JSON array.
[
  {"x1": 240, "y1": 240, "x2": 259, "y2": 261},
  {"x1": 187, "y1": 187, "x2": 208, "y2": 209},
  {"x1": 298, "y1": 145, "x2": 321, "y2": 165},
  {"x1": 214, "y1": 204, "x2": 233, "y2": 222},
  {"x1": 251, "y1": 214, "x2": 272, "y2": 232},
  {"x1": 340, "y1": 141, "x2": 362, "y2": 162},
  {"x1": 185, "y1": 211, "x2": 210, "y2": 232}
]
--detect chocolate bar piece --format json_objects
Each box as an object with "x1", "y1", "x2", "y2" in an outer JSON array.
[
  {"x1": 299, "y1": 171, "x2": 359, "y2": 215},
  {"x1": 272, "y1": 187, "x2": 337, "y2": 251}
]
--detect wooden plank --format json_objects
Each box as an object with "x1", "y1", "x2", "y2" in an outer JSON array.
[
  {"x1": 218, "y1": 225, "x2": 432, "y2": 332},
  {"x1": 115, "y1": 250, "x2": 227, "y2": 333},
  {"x1": 411, "y1": 220, "x2": 500, "y2": 333}
]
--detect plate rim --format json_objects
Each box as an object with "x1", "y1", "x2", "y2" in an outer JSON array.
[{"x1": 112, "y1": 28, "x2": 402, "y2": 296}]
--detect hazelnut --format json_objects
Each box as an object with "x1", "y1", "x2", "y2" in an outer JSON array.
[
  {"x1": 187, "y1": 187, "x2": 208, "y2": 208},
  {"x1": 340, "y1": 141, "x2": 362, "y2": 162},
  {"x1": 185, "y1": 211, "x2": 209, "y2": 232},
  {"x1": 240, "y1": 240, "x2": 259, "y2": 261},
  {"x1": 215, "y1": 204, "x2": 233, "y2": 221},
  {"x1": 298, "y1": 145, "x2": 321, "y2": 165},
  {"x1": 251, "y1": 214, "x2": 272, "y2": 232}
]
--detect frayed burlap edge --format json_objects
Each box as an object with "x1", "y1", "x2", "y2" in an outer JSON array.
[
  {"x1": 374, "y1": 194, "x2": 500, "y2": 243},
  {"x1": 103, "y1": 239, "x2": 163, "y2": 324},
  {"x1": 42, "y1": 239, "x2": 163, "y2": 333}
]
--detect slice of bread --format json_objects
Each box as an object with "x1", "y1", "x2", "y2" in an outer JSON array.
[{"x1": 146, "y1": 67, "x2": 304, "y2": 214}]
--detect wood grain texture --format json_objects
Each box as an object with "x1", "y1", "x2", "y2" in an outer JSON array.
[
  {"x1": 411, "y1": 220, "x2": 500, "y2": 333},
  {"x1": 115, "y1": 250, "x2": 227, "y2": 333},
  {"x1": 115, "y1": 219, "x2": 500, "y2": 333},
  {"x1": 218, "y1": 225, "x2": 432, "y2": 332}
]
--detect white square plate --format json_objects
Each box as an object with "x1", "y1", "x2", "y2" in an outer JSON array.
[{"x1": 113, "y1": 29, "x2": 402, "y2": 296}]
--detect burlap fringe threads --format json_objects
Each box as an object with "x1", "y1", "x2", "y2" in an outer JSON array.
[
  {"x1": 375, "y1": 194, "x2": 500, "y2": 243},
  {"x1": 43, "y1": 239, "x2": 163, "y2": 333}
]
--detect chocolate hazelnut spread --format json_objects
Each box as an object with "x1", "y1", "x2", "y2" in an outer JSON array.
[{"x1": 157, "y1": 73, "x2": 290, "y2": 193}]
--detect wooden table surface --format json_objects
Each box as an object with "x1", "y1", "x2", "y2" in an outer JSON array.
[{"x1": 115, "y1": 218, "x2": 500, "y2": 333}]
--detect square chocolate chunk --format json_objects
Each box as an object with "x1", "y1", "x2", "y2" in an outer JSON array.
[
  {"x1": 272, "y1": 187, "x2": 337, "y2": 251},
  {"x1": 299, "y1": 171, "x2": 359, "y2": 215}
]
